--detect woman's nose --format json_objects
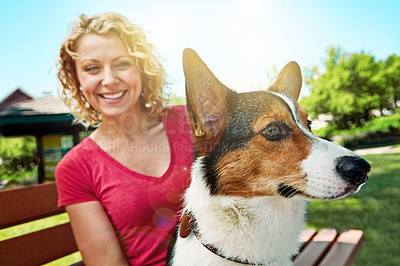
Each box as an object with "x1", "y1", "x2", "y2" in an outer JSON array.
[{"x1": 102, "y1": 67, "x2": 119, "y2": 86}]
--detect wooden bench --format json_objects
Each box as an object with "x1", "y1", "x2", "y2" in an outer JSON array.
[
  {"x1": 0, "y1": 182, "x2": 83, "y2": 266},
  {"x1": 0, "y1": 182, "x2": 363, "y2": 266},
  {"x1": 294, "y1": 228, "x2": 364, "y2": 266}
]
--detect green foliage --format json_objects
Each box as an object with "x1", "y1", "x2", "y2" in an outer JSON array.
[
  {"x1": 315, "y1": 112, "x2": 400, "y2": 137},
  {"x1": 0, "y1": 137, "x2": 37, "y2": 181},
  {"x1": 307, "y1": 153, "x2": 400, "y2": 266},
  {"x1": 384, "y1": 54, "x2": 400, "y2": 109},
  {"x1": 313, "y1": 112, "x2": 400, "y2": 148},
  {"x1": 169, "y1": 93, "x2": 186, "y2": 106},
  {"x1": 301, "y1": 47, "x2": 400, "y2": 131}
]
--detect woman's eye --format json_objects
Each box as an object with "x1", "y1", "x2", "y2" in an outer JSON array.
[
  {"x1": 84, "y1": 65, "x2": 99, "y2": 72},
  {"x1": 116, "y1": 61, "x2": 131, "y2": 68}
]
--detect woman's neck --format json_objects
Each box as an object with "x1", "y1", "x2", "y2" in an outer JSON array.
[{"x1": 92, "y1": 108, "x2": 161, "y2": 143}]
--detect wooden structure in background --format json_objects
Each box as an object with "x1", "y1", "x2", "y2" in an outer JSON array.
[
  {"x1": 0, "y1": 89, "x2": 84, "y2": 183},
  {"x1": 0, "y1": 88, "x2": 32, "y2": 110}
]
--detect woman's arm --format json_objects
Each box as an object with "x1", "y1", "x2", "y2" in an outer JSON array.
[{"x1": 66, "y1": 201, "x2": 128, "y2": 266}]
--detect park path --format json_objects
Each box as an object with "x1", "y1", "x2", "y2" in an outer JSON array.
[{"x1": 354, "y1": 145, "x2": 400, "y2": 155}]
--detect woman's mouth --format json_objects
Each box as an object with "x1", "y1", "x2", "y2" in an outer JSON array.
[
  {"x1": 98, "y1": 90, "x2": 128, "y2": 104},
  {"x1": 99, "y1": 90, "x2": 127, "y2": 99}
]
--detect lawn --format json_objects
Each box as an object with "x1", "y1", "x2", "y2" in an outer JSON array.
[
  {"x1": 306, "y1": 152, "x2": 400, "y2": 266},
  {"x1": 1, "y1": 153, "x2": 398, "y2": 265}
]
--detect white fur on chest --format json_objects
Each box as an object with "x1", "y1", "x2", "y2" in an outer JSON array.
[{"x1": 171, "y1": 158, "x2": 307, "y2": 265}]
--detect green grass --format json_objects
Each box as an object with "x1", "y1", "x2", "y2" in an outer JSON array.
[{"x1": 306, "y1": 153, "x2": 400, "y2": 266}]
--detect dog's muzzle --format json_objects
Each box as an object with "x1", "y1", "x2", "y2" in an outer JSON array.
[{"x1": 335, "y1": 156, "x2": 371, "y2": 186}]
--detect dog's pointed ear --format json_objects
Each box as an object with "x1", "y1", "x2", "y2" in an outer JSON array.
[
  {"x1": 183, "y1": 48, "x2": 229, "y2": 148},
  {"x1": 270, "y1": 61, "x2": 302, "y2": 101}
]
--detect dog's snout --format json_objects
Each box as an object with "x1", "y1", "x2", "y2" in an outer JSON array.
[{"x1": 336, "y1": 156, "x2": 371, "y2": 185}]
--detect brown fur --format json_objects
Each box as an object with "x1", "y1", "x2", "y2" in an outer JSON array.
[
  {"x1": 215, "y1": 96, "x2": 312, "y2": 197},
  {"x1": 183, "y1": 49, "x2": 313, "y2": 197}
]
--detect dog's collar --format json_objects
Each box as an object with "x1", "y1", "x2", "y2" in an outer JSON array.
[{"x1": 179, "y1": 210, "x2": 277, "y2": 265}]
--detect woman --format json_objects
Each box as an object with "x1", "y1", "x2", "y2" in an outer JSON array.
[{"x1": 55, "y1": 12, "x2": 193, "y2": 265}]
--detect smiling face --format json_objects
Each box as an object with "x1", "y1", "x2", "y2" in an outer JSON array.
[{"x1": 75, "y1": 33, "x2": 143, "y2": 120}]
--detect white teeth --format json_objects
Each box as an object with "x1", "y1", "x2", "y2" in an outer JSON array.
[{"x1": 101, "y1": 91, "x2": 125, "y2": 99}]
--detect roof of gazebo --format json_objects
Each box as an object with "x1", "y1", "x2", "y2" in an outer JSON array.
[{"x1": 0, "y1": 94, "x2": 77, "y2": 136}]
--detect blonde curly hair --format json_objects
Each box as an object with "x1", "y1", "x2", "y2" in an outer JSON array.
[{"x1": 57, "y1": 12, "x2": 169, "y2": 127}]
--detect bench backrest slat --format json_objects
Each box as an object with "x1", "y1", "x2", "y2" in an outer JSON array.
[
  {"x1": 0, "y1": 182, "x2": 64, "y2": 229},
  {"x1": 298, "y1": 228, "x2": 317, "y2": 252},
  {"x1": 294, "y1": 228, "x2": 338, "y2": 266},
  {"x1": 318, "y1": 229, "x2": 364, "y2": 266},
  {"x1": 0, "y1": 223, "x2": 79, "y2": 266}
]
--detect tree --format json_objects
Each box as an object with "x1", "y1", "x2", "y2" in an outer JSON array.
[
  {"x1": 169, "y1": 93, "x2": 186, "y2": 105},
  {"x1": 383, "y1": 54, "x2": 400, "y2": 111},
  {"x1": 0, "y1": 137, "x2": 37, "y2": 181},
  {"x1": 301, "y1": 47, "x2": 396, "y2": 130}
]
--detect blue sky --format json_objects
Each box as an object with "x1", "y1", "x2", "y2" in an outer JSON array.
[{"x1": 1, "y1": 0, "x2": 399, "y2": 102}]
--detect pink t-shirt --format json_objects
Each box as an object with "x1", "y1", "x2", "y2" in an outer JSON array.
[{"x1": 55, "y1": 105, "x2": 193, "y2": 266}]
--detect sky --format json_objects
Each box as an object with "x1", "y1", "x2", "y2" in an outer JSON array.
[{"x1": 1, "y1": 0, "x2": 400, "y2": 102}]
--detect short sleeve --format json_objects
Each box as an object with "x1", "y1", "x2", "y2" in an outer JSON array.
[{"x1": 55, "y1": 144, "x2": 98, "y2": 208}]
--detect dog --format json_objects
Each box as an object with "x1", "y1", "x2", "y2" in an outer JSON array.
[{"x1": 167, "y1": 49, "x2": 370, "y2": 265}]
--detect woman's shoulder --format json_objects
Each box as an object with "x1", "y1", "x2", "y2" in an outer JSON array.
[
  {"x1": 56, "y1": 137, "x2": 97, "y2": 168},
  {"x1": 162, "y1": 105, "x2": 190, "y2": 131},
  {"x1": 55, "y1": 137, "x2": 99, "y2": 207},
  {"x1": 164, "y1": 105, "x2": 187, "y2": 115},
  {"x1": 65, "y1": 137, "x2": 96, "y2": 155},
  {"x1": 163, "y1": 105, "x2": 189, "y2": 122}
]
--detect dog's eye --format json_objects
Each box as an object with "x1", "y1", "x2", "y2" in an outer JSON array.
[
  {"x1": 264, "y1": 125, "x2": 280, "y2": 136},
  {"x1": 261, "y1": 124, "x2": 283, "y2": 141}
]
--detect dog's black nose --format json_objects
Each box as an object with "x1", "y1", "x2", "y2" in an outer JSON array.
[{"x1": 336, "y1": 156, "x2": 371, "y2": 185}]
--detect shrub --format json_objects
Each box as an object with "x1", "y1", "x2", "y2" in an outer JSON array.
[
  {"x1": 0, "y1": 137, "x2": 37, "y2": 182},
  {"x1": 313, "y1": 112, "x2": 400, "y2": 147}
]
